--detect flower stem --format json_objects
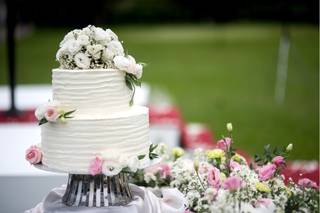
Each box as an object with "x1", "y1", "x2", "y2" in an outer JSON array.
[{"x1": 195, "y1": 170, "x2": 206, "y2": 191}]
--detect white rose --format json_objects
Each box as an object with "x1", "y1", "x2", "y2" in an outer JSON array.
[
  {"x1": 134, "y1": 64, "x2": 143, "y2": 79},
  {"x1": 113, "y1": 55, "x2": 143, "y2": 78},
  {"x1": 77, "y1": 34, "x2": 90, "y2": 46},
  {"x1": 105, "y1": 29, "x2": 118, "y2": 41},
  {"x1": 127, "y1": 55, "x2": 143, "y2": 79},
  {"x1": 82, "y1": 25, "x2": 95, "y2": 37},
  {"x1": 56, "y1": 47, "x2": 64, "y2": 61},
  {"x1": 123, "y1": 156, "x2": 140, "y2": 173},
  {"x1": 101, "y1": 48, "x2": 114, "y2": 62},
  {"x1": 86, "y1": 44, "x2": 104, "y2": 60},
  {"x1": 101, "y1": 150, "x2": 123, "y2": 176},
  {"x1": 113, "y1": 55, "x2": 130, "y2": 70},
  {"x1": 106, "y1": 40, "x2": 124, "y2": 57},
  {"x1": 102, "y1": 161, "x2": 122, "y2": 176},
  {"x1": 74, "y1": 52, "x2": 90, "y2": 69},
  {"x1": 94, "y1": 27, "x2": 112, "y2": 45},
  {"x1": 59, "y1": 31, "x2": 75, "y2": 47},
  {"x1": 62, "y1": 39, "x2": 81, "y2": 55}
]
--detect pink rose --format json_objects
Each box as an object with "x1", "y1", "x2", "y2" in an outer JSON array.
[
  {"x1": 223, "y1": 176, "x2": 244, "y2": 191},
  {"x1": 44, "y1": 106, "x2": 59, "y2": 122},
  {"x1": 207, "y1": 167, "x2": 221, "y2": 188},
  {"x1": 258, "y1": 164, "x2": 276, "y2": 181},
  {"x1": 255, "y1": 198, "x2": 273, "y2": 207},
  {"x1": 217, "y1": 137, "x2": 232, "y2": 151},
  {"x1": 298, "y1": 178, "x2": 318, "y2": 189},
  {"x1": 229, "y1": 160, "x2": 241, "y2": 171},
  {"x1": 272, "y1": 156, "x2": 285, "y2": 167},
  {"x1": 89, "y1": 156, "x2": 103, "y2": 176},
  {"x1": 158, "y1": 164, "x2": 171, "y2": 178},
  {"x1": 25, "y1": 145, "x2": 42, "y2": 164}
]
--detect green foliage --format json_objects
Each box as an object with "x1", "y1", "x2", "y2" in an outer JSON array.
[
  {"x1": 38, "y1": 118, "x2": 48, "y2": 125},
  {"x1": 125, "y1": 73, "x2": 141, "y2": 105},
  {"x1": 254, "y1": 144, "x2": 289, "y2": 166},
  {"x1": 138, "y1": 144, "x2": 159, "y2": 160},
  {"x1": 285, "y1": 187, "x2": 319, "y2": 213}
]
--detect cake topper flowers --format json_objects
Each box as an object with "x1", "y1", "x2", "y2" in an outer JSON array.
[
  {"x1": 89, "y1": 144, "x2": 159, "y2": 176},
  {"x1": 35, "y1": 101, "x2": 75, "y2": 125},
  {"x1": 56, "y1": 25, "x2": 144, "y2": 105}
]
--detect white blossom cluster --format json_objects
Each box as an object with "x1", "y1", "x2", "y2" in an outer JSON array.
[
  {"x1": 136, "y1": 144, "x2": 314, "y2": 213},
  {"x1": 56, "y1": 25, "x2": 143, "y2": 79}
]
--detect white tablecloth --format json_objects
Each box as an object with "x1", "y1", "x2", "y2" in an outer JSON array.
[{"x1": 25, "y1": 184, "x2": 186, "y2": 213}]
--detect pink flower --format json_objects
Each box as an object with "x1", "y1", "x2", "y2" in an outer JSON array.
[
  {"x1": 207, "y1": 167, "x2": 221, "y2": 188},
  {"x1": 258, "y1": 164, "x2": 276, "y2": 181},
  {"x1": 223, "y1": 176, "x2": 244, "y2": 191},
  {"x1": 255, "y1": 198, "x2": 273, "y2": 207},
  {"x1": 25, "y1": 145, "x2": 42, "y2": 164},
  {"x1": 44, "y1": 106, "x2": 59, "y2": 122},
  {"x1": 298, "y1": 178, "x2": 318, "y2": 189},
  {"x1": 158, "y1": 164, "x2": 171, "y2": 178},
  {"x1": 89, "y1": 156, "x2": 103, "y2": 176},
  {"x1": 198, "y1": 162, "x2": 213, "y2": 174},
  {"x1": 272, "y1": 156, "x2": 285, "y2": 167},
  {"x1": 229, "y1": 160, "x2": 241, "y2": 171},
  {"x1": 217, "y1": 137, "x2": 232, "y2": 151},
  {"x1": 184, "y1": 210, "x2": 193, "y2": 213}
]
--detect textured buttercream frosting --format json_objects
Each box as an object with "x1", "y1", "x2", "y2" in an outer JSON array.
[
  {"x1": 40, "y1": 68, "x2": 150, "y2": 174},
  {"x1": 41, "y1": 106, "x2": 150, "y2": 174},
  {"x1": 52, "y1": 69, "x2": 132, "y2": 117}
]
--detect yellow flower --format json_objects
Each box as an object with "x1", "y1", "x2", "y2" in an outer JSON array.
[
  {"x1": 172, "y1": 147, "x2": 184, "y2": 159},
  {"x1": 206, "y1": 149, "x2": 225, "y2": 159},
  {"x1": 256, "y1": 182, "x2": 271, "y2": 193},
  {"x1": 231, "y1": 154, "x2": 245, "y2": 163}
]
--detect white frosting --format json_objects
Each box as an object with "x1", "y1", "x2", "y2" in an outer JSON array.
[
  {"x1": 41, "y1": 106, "x2": 150, "y2": 174},
  {"x1": 52, "y1": 69, "x2": 132, "y2": 117}
]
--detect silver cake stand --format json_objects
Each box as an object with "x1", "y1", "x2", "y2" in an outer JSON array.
[{"x1": 34, "y1": 158, "x2": 161, "y2": 207}]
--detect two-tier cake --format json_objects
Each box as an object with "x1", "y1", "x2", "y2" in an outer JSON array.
[{"x1": 25, "y1": 25, "x2": 152, "y2": 176}]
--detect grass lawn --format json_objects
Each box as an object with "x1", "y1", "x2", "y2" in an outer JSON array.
[{"x1": 0, "y1": 23, "x2": 318, "y2": 160}]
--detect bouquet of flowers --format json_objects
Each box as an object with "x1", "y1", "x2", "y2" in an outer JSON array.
[
  {"x1": 56, "y1": 25, "x2": 144, "y2": 104},
  {"x1": 131, "y1": 123, "x2": 319, "y2": 213}
]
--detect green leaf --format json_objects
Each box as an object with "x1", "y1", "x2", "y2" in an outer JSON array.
[
  {"x1": 125, "y1": 75, "x2": 134, "y2": 91},
  {"x1": 138, "y1": 154, "x2": 146, "y2": 160},
  {"x1": 64, "y1": 109, "x2": 76, "y2": 117},
  {"x1": 149, "y1": 144, "x2": 158, "y2": 152},
  {"x1": 38, "y1": 118, "x2": 48, "y2": 125}
]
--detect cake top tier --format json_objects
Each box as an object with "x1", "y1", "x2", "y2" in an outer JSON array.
[
  {"x1": 52, "y1": 68, "x2": 132, "y2": 117},
  {"x1": 54, "y1": 25, "x2": 144, "y2": 106}
]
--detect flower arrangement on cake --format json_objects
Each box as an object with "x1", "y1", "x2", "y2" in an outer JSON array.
[
  {"x1": 131, "y1": 123, "x2": 319, "y2": 213},
  {"x1": 56, "y1": 25, "x2": 143, "y2": 104}
]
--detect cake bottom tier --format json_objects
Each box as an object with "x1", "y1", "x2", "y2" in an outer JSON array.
[{"x1": 41, "y1": 106, "x2": 150, "y2": 174}]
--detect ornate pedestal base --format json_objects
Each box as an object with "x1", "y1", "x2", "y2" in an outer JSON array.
[{"x1": 62, "y1": 173, "x2": 133, "y2": 207}]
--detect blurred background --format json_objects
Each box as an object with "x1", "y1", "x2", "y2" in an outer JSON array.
[
  {"x1": 0, "y1": 0, "x2": 318, "y2": 212},
  {"x1": 1, "y1": 0, "x2": 317, "y2": 158}
]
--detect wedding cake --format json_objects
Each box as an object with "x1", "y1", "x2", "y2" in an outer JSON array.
[{"x1": 25, "y1": 26, "x2": 152, "y2": 176}]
